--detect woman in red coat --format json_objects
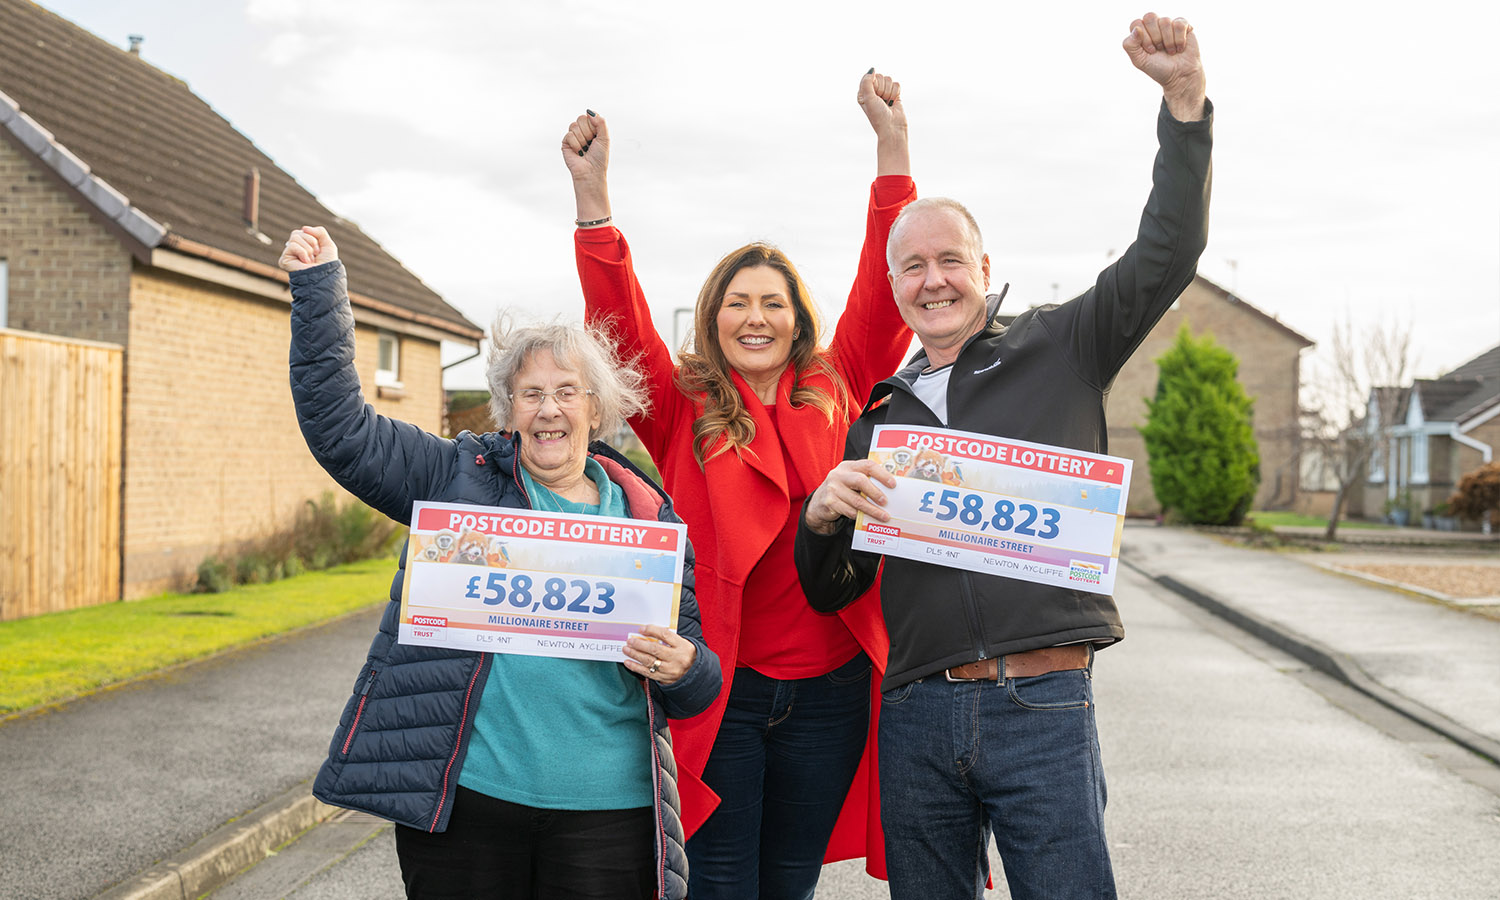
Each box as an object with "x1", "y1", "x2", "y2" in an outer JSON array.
[{"x1": 561, "y1": 71, "x2": 914, "y2": 900}]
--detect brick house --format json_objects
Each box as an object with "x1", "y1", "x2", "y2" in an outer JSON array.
[
  {"x1": 1097, "y1": 275, "x2": 1314, "y2": 515},
  {"x1": 0, "y1": 0, "x2": 481, "y2": 600},
  {"x1": 1360, "y1": 345, "x2": 1500, "y2": 521}
]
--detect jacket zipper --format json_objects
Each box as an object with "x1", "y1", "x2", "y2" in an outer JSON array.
[
  {"x1": 427, "y1": 447, "x2": 514, "y2": 832},
  {"x1": 957, "y1": 572, "x2": 989, "y2": 664},
  {"x1": 880, "y1": 343, "x2": 996, "y2": 666},
  {"x1": 424, "y1": 445, "x2": 518, "y2": 832},
  {"x1": 340, "y1": 669, "x2": 378, "y2": 755},
  {"x1": 643, "y1": 681, "x2": 667, "y2": 899},
  {"x1": 511, "y1": 452, "x2": 531, "y2": 507},
  {"x1": 429, "y1": 655, "x2": 488, "y2": 832}
]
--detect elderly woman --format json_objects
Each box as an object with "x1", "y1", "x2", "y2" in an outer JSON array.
[
  {"x1": 561, "y1": 71, "x2": 915, "y2": 898},
  {"x1": 280, "y1": 226, "x2": 720, "y2": 900}
]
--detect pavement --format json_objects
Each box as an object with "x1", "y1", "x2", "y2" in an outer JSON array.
[
  {"x1": 1121, "y1": 523, "x2": 1500, "y2": 766},
  {"x1": 3, "y1": 523, "x2": 1499, "y2": 900}
]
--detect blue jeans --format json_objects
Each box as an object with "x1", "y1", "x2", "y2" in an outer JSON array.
[
  {"x1": 878, "y1": 655, "x2": 1114, "y2": 900},
  {"x1": 687, "y1": 653, "x2": 871, "y2": 900}
]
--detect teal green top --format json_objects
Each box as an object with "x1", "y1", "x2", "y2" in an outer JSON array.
[{"x1": 457, "y1": 457, "x2": 653, "y2": 809}]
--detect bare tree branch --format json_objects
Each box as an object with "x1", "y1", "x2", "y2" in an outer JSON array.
[{"x1": 1304, "y1": 310, "x2": 1414, "y2": 540}]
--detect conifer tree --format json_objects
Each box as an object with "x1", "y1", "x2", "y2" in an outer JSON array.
[{"x1": 1139, "y1": 325, "x2": 1260, "y2": 525}]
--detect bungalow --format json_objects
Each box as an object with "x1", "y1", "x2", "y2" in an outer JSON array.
[{"x1": 0, "y1": 0, "x2": 482, "y2": 608}]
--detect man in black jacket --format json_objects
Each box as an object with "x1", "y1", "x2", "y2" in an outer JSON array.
[{"x1": 794, "y1": 12, "x2": 1211, "y2": 899}]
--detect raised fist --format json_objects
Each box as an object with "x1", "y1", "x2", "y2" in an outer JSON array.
[
  {"x1": 1123, "y1": 13, "x2": 1202, "y2": 92},
  {"x1": 561, "y1": 111, "x2": 609, "y2": 183},
  {"x1": 857, "y1": 69, "x2": 905, "y2": 136},
  {"x1": 278, "y1": 226, "x2": 338, "y2": 273}
]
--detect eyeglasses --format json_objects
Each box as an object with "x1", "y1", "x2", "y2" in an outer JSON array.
[{"x1": 510, "y1": 386, "x2": 596, "y2": 409}]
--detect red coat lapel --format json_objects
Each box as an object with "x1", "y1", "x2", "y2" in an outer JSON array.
[
  {"x1": 701, "y1": 369, "x2": 789, "y2": 587},
  {"x1": 771, "y1": 367, "x2": 846, "y2": 500}
]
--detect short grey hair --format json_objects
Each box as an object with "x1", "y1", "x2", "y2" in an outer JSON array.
[
  {"x1": 886, "y1": 197, "x2": 985, "y2": 273},
  {"x1": 485, "y1": 317, "x2": 649, "y2": 440}
]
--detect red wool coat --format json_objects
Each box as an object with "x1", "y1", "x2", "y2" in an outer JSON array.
[{"x1": 575, "y1": 176, "x2": 916, "y2": 876}]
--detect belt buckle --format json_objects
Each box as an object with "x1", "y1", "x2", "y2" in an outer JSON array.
[{"x1": 944, "y1": 663, "x2": 985, "y2": 683}]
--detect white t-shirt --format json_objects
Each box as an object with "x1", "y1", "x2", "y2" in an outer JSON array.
[{"x1": 909, "y1": 364, "x2": 953, "y2": 425}]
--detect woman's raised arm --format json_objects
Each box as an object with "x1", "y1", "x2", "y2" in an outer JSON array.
[
  {"x1": 564, "y1": 112, "x2": 684, "y2": 456},
  {"x1": 859, "y1": 68, "x2": 909, "y2": 178},
  {"x1": 828, "y1": 70, "x2": 917, "y2": 399},
  {"x1": 562, "y1": 110, "x2": 612, "y2": 226},
  {"x1": 281, "y1": 227, "x2": 457, "y2": 524}
]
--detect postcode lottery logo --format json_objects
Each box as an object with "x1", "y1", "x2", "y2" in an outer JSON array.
[{"x1": 1067, "y1": 561, "x2": 1103, "y2": 585}]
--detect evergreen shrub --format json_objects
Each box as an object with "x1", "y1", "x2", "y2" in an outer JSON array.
[{"x1": 1139, "y1": 325, "x2": 1261, "y2": 525}]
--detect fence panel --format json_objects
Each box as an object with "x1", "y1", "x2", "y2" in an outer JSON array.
[{"x1": 0, "y1": 328, "x2": 123, "y2": 621}]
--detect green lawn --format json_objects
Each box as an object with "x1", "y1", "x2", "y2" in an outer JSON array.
[
  {"x1": 1246, "y1": 510, "x2": 1396, "y2": 530},
  {"x1": 0, "y1": 558, "x2": 392, "y2": 717}
]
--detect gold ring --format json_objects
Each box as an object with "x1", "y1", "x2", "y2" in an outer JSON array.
[{"x1": 648, "y1": 658, "x2": 662, "y2": 675}]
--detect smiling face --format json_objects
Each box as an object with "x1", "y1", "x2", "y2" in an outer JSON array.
[
  {"x1": 510, "y1": 348, "x2": 600, "y2": 492},
  {"x1": 888, "y1": 206, "x2": 991, "y2": 368},
  {"x1": 714, "y1": 265, "x2": 800, "y2": 400}
]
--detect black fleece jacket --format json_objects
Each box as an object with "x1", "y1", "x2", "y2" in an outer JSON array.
[{"x1": 796, "y1": 99, "x2": 1213, "y2": 690}]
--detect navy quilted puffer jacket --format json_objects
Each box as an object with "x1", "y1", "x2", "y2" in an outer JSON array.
[{"x1": 289, "y1": 261, "x2": 719, "y2": 899}]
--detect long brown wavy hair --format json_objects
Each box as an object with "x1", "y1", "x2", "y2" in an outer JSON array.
[{"x1": 676, "y1": 243, "x2": 848, "y2": 467}]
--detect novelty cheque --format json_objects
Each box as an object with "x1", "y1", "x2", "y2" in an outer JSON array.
[
  {"x1": 399, "y1": 501, "x2": 688, "y2": 661},
  {"x1": 852, "y1": 425, "x2": 1132, "y2": 594}
]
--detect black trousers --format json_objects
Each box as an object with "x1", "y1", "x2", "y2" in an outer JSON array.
[{"x1": 394, "y1": 787, "x2": 656, "y2": 900}]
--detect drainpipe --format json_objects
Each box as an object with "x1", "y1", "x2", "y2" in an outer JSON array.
[
  {"x1": 440, "y1": 346, "x2": 485, "y2": 435},
  {"x1": 442, "y1": 348, "x2": 482, "y2": 373}
]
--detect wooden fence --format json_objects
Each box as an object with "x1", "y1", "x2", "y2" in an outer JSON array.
[{"x1": 0, "y1": 328, "x2": 123, "y2": 621}]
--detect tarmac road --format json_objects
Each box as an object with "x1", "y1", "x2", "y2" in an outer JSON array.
[{"x1": 207, "y1": 565, "x2": 1500, "y2": 899}]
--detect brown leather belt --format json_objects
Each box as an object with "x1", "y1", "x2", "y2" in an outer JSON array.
[{"x1": 944, "y1": 645, "x2": 1090, "y2": 682}]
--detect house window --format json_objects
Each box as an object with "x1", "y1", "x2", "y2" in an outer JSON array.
[
  {"x1": 1411, "y1": 433, "x2": 1429, "y2": 485},
  {"x1": 0, "y1": 259, "x2": 8, "y2": 328},
  {"x1": 376, "y1": 330, "x2": 401, "y2": 387}
]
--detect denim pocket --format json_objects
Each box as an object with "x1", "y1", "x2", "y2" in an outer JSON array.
[
  {"x1": 881, "y1": 681, "x2": 916, "y2": 706},
  {"x1": 1005, "y1": 668, "x2": 1091, "y2": 711},
  {"x1": 825, "y1": 652, "x2": 872, "y2": 686}
]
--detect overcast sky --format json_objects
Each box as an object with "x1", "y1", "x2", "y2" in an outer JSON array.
[{"x1": 38, "y1": 0, "x2": 1500, "y2": 392}]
